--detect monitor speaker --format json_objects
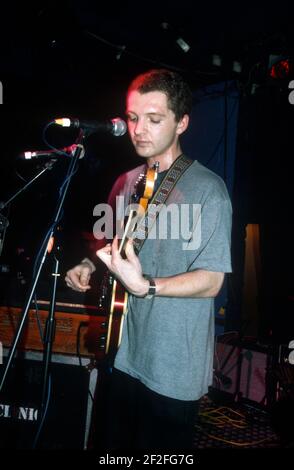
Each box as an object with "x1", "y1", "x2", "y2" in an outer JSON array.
[
  {"x1": 212, "y1": 338, "x2": 272, "y2": 406},
  {"x1": 0, "y1": 350, "x2": 97, "y2": 449}
]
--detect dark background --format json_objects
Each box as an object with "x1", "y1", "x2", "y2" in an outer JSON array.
[{"x1": 0, "y1": 1, "x2": 293, "y2": 343}]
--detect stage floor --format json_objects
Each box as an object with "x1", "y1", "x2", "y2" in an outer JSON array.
[{"x1": 194, "y1": 392, "x2": 293, "y2": 449}]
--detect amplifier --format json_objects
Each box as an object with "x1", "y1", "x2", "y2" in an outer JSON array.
[
  {"x1": 0, "y1": 349, "x2": 97, "y2": 449},
  {"x1": 212, "y1": 335, "x2": 274, "y2": 406},
  {"x1": 0, "y1": 301, "x2": 108, "y2": 360}
]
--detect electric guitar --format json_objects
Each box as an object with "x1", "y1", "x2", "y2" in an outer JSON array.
[{"x1": 98, "y1": 163, "x2": 159, "y2": 363}]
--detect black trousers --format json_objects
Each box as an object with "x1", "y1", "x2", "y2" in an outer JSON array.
[{"x1": 98, "y1": 367, "x2": 200, "y2": 451}]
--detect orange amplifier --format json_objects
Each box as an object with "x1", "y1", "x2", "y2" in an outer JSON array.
[{"x1": 0, "y1": 301, "x2": 108, "y2": 360}]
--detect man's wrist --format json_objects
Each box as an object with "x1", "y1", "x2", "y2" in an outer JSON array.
[
  {"x1": 142, "y1": 274, "x2": 157, "y2": 299},
  {"x1": 135, "y1": 277, "x2": 150, "y2": 297}
]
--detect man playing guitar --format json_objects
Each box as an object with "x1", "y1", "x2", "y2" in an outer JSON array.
[{"x1": 65, "y1": 68, "x2": 232, "y2": 450}]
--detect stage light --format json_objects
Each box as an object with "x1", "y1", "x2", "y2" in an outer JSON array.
[
  {"x1": 161, "y1": 22, "x2": 191, "y2": 53},
  {"x1": 232, "y1": 60, "x2": 242, "y2": 73},
  {"x1": 269, "y1": 55, "x2": 292, "y2": 79},
  {"x1": 212, "y1": 54, "x2": 222, "y2": 67},
  {"x1": 175, "y1": 37, "x2": 190, "y2": 53}
]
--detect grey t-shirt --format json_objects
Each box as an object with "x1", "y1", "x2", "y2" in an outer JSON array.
[{"x1": 108, "y1": 158, "x2": 232, "y2": 401}]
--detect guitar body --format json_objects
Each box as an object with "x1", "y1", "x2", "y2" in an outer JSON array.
[
  {"x1": 106, "y1": 278, "x2": 128, "y2": 361},
  {"x1": 98, "y1": 163, "x2": 159, "y2": 364}
]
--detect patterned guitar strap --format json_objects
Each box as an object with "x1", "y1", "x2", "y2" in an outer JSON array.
[{"x1": 132, "y1": 154, "x2": 193, "y2": 254}]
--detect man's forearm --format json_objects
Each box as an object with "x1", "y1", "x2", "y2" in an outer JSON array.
[{"x1": 150, "y1": 270, "x2": 224, "y2": 298}]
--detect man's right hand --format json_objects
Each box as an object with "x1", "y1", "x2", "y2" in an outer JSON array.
[{"x1": 65, "y1": 259, "x2": 95, "y2": 292}]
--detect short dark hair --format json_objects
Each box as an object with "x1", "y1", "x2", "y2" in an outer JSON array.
[{"x1": 127, "y1": 69, "x2": 192, "y2": 122}]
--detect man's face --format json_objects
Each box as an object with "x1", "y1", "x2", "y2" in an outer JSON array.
[{"x1": 126, "y1": 90, "x2": 186, "y2": 159}]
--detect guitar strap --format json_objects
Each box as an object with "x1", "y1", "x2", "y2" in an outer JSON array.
[{"x1": 132, "y1": 154, "x2": 193, "y2": 254}]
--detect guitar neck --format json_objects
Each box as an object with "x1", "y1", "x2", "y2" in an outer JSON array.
[
  {"x1": 118, "y1": 164, "x2": 159, "y2": 257},
  {"x1": 118, "y1": 209, "x2": 137, "y2": 258}
]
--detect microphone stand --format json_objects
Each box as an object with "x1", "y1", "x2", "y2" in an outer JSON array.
[
  {"x1": 0, "y1": 132, "x2": 86, "y2": 448},
  {"x1": 33, "y1": 238, "x2": 61, "y2": 448}
]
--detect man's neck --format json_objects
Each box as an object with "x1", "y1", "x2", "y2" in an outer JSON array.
[{"x1": 146, "y1": 149, "x2": 183, "y2": 172}]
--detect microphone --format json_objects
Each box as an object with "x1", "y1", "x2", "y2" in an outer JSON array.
[
  {"x1": 18, "y1": 144, "x2": 78, "y2": 160},
  {"x1": 54, "y1": 117, "x2": 127, "y2": 137}
]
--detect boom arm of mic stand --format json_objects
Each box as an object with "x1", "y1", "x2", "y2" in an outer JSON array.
[
  {"x1": 0, "y1": 161, "x2": 57, "y2": 259},
  {"x1": 0, "y1": 137, "x2": 85, "y2": 394},
  {"x1": 0, "y1": 160, "x2": 57, "y2": 211}
]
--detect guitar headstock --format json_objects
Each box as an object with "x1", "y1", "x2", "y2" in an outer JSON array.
[
  {"x1": 132, "y1": 162, "x2": 159, "y2": 207},
  {"x1": 132, "y1": 173, "x2": 145, "y2": 204}
]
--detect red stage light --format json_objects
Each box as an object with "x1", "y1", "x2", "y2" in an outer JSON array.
[{"x1": 269, "y1": 59, "x2": 291, "y2": 79}]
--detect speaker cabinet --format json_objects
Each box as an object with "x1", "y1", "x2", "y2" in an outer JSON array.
[
  {"x1": 0, "y1": 350, "x2": 97, "y2": 449},
  {"x1": 212, "y1": 337, "x2": 273, "y2": 406}
]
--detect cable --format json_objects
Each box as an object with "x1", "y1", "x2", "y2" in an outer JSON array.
[
  {"x1": 14, "y1": 167, "x2": 28, "y2": 183},
  {"x1": 88, "y1": 389, "x2": 94, "y2": 403},
  {"x1": 200, "y1": 406, "x2": 247, "y2": 429},
  {"x1": 32, "y1": 373, "x2": 52, "y2": 449},
  {"x1": 31, "y1": 124, "x2": 81, "y2": 282},
  {"x1": 32, "y1": 294, "x2": 45, "y2": 344},
  {"x1": 195, "y1": 426, "x2": 277, "y2": 447},
  {"x1": 41, "y1": 122, "x2": 74, "y2": 157},
  {"x1": 197, "y1": 401, "x2": 278, "y2": 447},
  {"x1": 84, "y1": 29, "x2": 222, "y2": 79},
  {"x1": 84, "y1": 30, "x2": 188, "y2": 74},
  {"x1": 76, "y1": 321, "x2": 90, "y2": 367}
]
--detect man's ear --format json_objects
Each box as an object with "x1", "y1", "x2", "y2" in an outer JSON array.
[{"x1": 176, "y1": 114, "x2": 189, "y2": 135}]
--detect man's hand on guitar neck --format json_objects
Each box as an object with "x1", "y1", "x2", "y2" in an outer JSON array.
[
  {"x1": 96, "y1": 235, "x2": 149, "y2": 298},
  {"x1": 65, "y1": 258, "x2": 96, "y2": 292}
]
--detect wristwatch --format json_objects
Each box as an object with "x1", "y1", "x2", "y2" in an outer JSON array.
[{"x1": 143, "y1": 274, "x2": 157, "y2": 299}]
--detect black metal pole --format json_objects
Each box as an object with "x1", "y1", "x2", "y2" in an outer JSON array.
[{"x1": 0, "y1": 134, "x2": 85, "y2": 394}]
